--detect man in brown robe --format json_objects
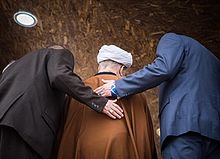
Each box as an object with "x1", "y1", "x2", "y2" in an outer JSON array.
[{"x1": 57, "y1": 45, "x2": 157, "y2": 159}]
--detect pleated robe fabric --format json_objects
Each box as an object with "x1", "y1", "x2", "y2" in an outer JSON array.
[{"x1": 57, "y1": 73, "x2": 157, "y2": 159}]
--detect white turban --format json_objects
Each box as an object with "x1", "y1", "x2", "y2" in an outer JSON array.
[{"x1": 97, "y1": 45, "x2": 133, "y2": 68}]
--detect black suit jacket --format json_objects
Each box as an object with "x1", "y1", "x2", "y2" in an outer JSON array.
[{"x1": 0, "y1": 48, "x2": 107, "y2": 159}]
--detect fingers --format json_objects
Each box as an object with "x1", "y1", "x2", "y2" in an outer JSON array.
[
  {"x1": 101, "y1": 79, "x2": 115, "y2": 84},
  {"x1": 94, "y1": 86, "x2": 102, "y2": 94},
  {"x1": 102, "y1": 100, "x2": 124, "y2": 119},
  {"x1": 94, "y1": 79, "x2": 115, "y2": 97},
  {"x1": 101, "y1": 90, "x2": 111, "y2": 97},
  {"x1": 110, "y1": 103, "x2": 124, "y2": 118},
  {"x1": 105, "y1": 110, "x2": 116, "y2": 119},
  {"x1": 94, "y1": 88, "x2": 108, "y2": 96},
  {"x1": 112, "y1": 99, "x2": 117, "y2": 102},
  {"x1": 94, "y1": 79, "x2": 114, "y2": 93},
  {"x1": 94, "y1": 86, "x2": 111, "y2": 97},
  {"x1": 111, "y1": 102, "x2": 123, "y2": 113},
  {"x1": 103, "y1": 108, "x2": 123, "y2": 119}
]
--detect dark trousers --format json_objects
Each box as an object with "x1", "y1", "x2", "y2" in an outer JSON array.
[
  {"x1": 0, "y1": 125, "x2": 42, "y2": 159},
  {"x1": 162, "y1": 132, "x2": 220, "y2": 159}
]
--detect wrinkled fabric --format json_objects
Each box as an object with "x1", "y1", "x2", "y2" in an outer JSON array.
[{"x1": 57, "y1": 74, "x2": 157, "y2": 159}]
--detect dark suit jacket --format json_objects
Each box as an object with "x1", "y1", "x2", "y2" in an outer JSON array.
[
  {"x1": 0, "y1": 48, "x2": 108, "y2": 159},
  {"x1": 114, "y1": 33, "x2": 220, "y2": 148}
]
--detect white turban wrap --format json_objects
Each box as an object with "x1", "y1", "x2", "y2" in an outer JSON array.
[{"x1": 97, "y1": 45, "x2": 133, "y2": 68}]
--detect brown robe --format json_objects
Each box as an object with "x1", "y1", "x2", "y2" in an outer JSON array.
[{"x1": 57, "y1": 73, "x2": 157, "y2": 159}]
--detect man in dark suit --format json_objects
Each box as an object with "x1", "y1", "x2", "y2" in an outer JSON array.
[
  {"x1": 96, "y1": 33, "x2": 220, "y2": 158},
  {"x1": 0, "y1": 46, "x2": 123, "y2": 159}
]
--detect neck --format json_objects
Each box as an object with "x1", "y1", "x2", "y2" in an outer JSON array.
[{"x1": 98, "y1": 69, "x2": 116, "y2": 74}]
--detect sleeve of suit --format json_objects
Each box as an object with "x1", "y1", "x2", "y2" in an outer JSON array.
[
  {"x1": 46, "y1": 48, "x2": 108, "y2": 112},
  {"x1": 115, "y1": 33, "x2": 185, "y2": 97}
]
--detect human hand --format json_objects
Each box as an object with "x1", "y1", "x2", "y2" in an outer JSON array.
[
  {"x1": 94, "y1": 79, "x2": 115, "y2": 97},
  {"x1": 102, "y1": 99, "x2": 123, "y2": 119}
]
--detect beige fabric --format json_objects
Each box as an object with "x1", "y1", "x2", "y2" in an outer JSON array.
[{"x1": 57, "y1": 74, "x2": 157, "y2": 159}]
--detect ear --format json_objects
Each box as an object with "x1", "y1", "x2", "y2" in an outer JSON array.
[{"x1": 119, "y1": 65, "x2": 125, "y2": 77}]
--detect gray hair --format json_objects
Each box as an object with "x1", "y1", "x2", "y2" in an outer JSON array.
[{"x1": 98, "y1": 60, "x2": 122, "y2": 70}]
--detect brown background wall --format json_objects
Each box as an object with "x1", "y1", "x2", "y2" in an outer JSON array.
[{"x1": 1, "y1": 0, "x2": 220, "y2": 158}]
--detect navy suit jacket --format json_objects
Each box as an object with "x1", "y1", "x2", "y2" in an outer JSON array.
[
  {"x1": 115, "y1": 33, "x2": 220, "y2": 147},
  {"x1": 0, "y1": 48, "x2": 107, "y2": 159}
]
